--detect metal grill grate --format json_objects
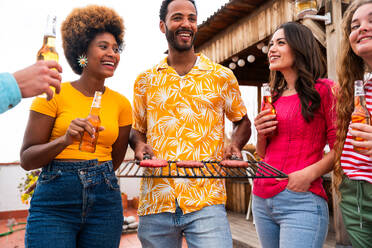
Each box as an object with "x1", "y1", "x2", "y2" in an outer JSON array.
[{"x1": 117, "y1": 160, "x2": 287, "y2": 179}]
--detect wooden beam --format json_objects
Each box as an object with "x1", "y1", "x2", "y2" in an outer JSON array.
[
  {"x1": 196, "y1": 0, "x2": 295, "y2": 63},
  {"x1": 301, "y1": 19, "x2": 326, "y2": 48},
  {"x1": 326, "y1": 0, "x2": 342, "y2": 81}
]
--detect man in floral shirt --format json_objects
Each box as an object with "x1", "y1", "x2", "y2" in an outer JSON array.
[{"x1": 130, "y1": 0, "x2": 251, "y2": 247}]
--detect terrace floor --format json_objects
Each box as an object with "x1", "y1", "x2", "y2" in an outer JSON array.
[{"x1": 0, "y1": 210, "x2": 336, "y2": 248}]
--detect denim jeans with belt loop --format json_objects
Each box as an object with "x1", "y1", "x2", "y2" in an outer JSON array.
[
  {"x1": 25, "y1": 159, "x2": 123, "y2": 248},
  {"x1": 252, "y1": 188, "x2": 329, "y2": 248},
  {"x1": 138, "y1": 203, "x2": 233, "y2": 248}
]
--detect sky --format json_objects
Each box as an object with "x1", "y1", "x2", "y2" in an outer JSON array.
[{"x1": 0, "y1": 0, "x2": 257, "y2": 163}]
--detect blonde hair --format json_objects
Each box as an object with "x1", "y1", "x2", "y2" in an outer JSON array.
[{"x1": 333, "y1": 0, "x2": 372, "y2": 196}]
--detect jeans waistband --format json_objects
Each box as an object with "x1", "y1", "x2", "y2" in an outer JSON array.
[{"x1": 43, "y1": 159, "x2": 113, "y2": 173}]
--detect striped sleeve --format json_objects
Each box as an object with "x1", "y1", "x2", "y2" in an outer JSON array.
[{"x1": 341, "y1": 79, "x2": 372, "y2": 183}]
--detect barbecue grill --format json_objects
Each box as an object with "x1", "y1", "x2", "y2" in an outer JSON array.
[{"x1": 117, "y1": 160, "x2": 287, "y2": 179}]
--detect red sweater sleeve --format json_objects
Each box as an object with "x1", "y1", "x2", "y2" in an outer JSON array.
[{"x1": 315, "y1": 78, "x2": 337, "y2": 149}]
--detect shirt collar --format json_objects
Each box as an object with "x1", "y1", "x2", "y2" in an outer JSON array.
[{"x1": 156, "y1": 53, "x2": 214, "y2": 73}]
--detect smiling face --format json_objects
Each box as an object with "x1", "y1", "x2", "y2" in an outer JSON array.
[
  {"x1": 349, "y1": 3, "x2": 372, "y2": 64},
  {"x1": 160, "y1": 0, "x2": 197, "y2": 52},
  {"x1": 268, "y1": 29, "x2": 295, "y2": 73},
  {"x1": 85, "y1": 32, "x2": 120, "y2": 79}
]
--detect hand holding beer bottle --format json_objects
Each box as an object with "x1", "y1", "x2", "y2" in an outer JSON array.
[
  {"x1": 79, "y1": 91, "x2": 102, "y2": 153},
  {"x1": 350, "y1": 80, "x2": 372, "y2": 153},
  {"x1": 37, "y1": 14, "x2": 59, "y2": 99},
  {"x1": 254, "y1": 83, "x2": 278, "y2": 138}
]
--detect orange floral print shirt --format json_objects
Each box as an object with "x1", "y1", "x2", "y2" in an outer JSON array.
[{"x1": 133, "y1": 53, "x2": 247, "y2": 216}]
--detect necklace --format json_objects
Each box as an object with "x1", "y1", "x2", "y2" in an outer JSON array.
[{"x1": 284, "y1": 86, "x2": 296, "y2": 91}]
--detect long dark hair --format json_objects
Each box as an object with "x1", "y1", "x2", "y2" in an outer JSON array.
[{"x1": 270, "y1": 22, "x2": 326, "y2": 122}]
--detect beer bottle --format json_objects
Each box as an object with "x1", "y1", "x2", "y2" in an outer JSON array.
[
  {"x1": 79, "y1": 91, "x2": 102, "y2": 153},
  {"x1": 351, "y1": 80, "x2": 371, "y2": 152},
  {"x1": 37, "y1": 14, "x2": 59, "y2": 63},
  {"x1": 295, "y1": 0, "x2": 317, "y2": 19},
  {"x1": 36, "y1": 14, "x2": 59, "y2": 98},
  {"x1": 261, "y1": 83, "x2": 277, "y2": 136}
]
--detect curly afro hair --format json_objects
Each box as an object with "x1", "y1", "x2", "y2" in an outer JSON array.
[{"x1": 61, "y1": 5, "x2": 125, "y2": 75}]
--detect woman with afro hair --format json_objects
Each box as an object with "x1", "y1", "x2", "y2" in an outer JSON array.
[{"x1": 20, "y1": 5, "x2": 131, "y2": 247}]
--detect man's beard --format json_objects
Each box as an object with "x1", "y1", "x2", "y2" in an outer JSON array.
[{"x1": 165, "y1": 25, "x2": 196, "y2": 52}]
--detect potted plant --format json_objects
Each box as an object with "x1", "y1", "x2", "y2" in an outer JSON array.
[{"x1": 18, "y1": 170, "x2": 40, "y2": 204}]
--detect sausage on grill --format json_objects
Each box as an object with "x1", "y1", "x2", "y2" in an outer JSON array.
[
  {"x1": 220, "y1": 160, "x2": 249, "y2": 168},
  {"x1": 176, "y1": 161, "x2": 204, "y2": 168},
  {"x1": 139, "y1": 159, "x2": 168, "y2": 167}
]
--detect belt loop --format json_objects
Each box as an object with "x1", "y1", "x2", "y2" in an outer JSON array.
[{"x1": 45, "y1": 162, "x2": 51, "y2": 172}]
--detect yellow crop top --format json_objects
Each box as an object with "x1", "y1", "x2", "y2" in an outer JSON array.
[{"x1": 30, "y1": 82, "x2": 132, "y2": 161}]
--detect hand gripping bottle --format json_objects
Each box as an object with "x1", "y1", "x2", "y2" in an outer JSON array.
[
  {"x1": 79, "y1": 91, "x2": 102, "y2": 153},
  {"x1": 351, "y1": 80, "x2": 371, "y2": 152}
]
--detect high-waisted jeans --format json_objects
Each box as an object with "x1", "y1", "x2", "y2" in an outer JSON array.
[
  {"x1": 25, "y1": 159, "x2": 123, "y2": 248},
  {"x1": 252, "y1": 188, "x2": 329, "y2": 248}
]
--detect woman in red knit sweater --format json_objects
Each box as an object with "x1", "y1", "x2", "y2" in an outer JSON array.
[{"x1": 253, "y1": 22, "x2": 336, "y2": 248}]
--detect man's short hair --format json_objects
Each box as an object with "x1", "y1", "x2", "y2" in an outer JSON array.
[{"x1": 159, "y1": 0, "x2": 197, "y2": 22}]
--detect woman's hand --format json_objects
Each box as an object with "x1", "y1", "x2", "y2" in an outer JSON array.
[
  {"x1": 63, "y1": 118, "x2": 104, "y2": 146},
  {"x1": 254, "y1": 109, "x2": 278, "y2": 138},
  {"x1": 283, "y1": 168, "x2": 314, "y2": 192},
  {"x1": 349, "y1": 123, "x2": 372, "y2": 157}
]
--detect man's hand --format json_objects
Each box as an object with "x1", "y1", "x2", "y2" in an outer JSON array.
[
  {"x1": 13, "y1": 60, "x2": 62, "y2": 100},
  {"x1": 134, "y1": 143, "x2": 155, "y2": 160},
  {"x1": 129, "y1": 129, "x2": 155, "y2": 160},
  {"x1": 223, "y1": 143, "x2": 242, "y2": 160}
]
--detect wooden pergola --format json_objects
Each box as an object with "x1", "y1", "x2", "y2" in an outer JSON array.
[{"x1": 195, "y1": 0, "x2": 351, "y2": 246}]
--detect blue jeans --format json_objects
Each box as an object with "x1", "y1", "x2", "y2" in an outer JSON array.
[
  {"x1": 25, "y1": 160, "x2": 123, "y2": 248},
  {"x1": 252, "y1": 189, "x2": 329, "y2": 248},
  {"x1": 138, "y1": 204, "x2": 232, "y2": 248}
]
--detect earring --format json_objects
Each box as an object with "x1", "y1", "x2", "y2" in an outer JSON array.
[{"x1": 77, "y1": 54, "x2": 88, "y2": 68}]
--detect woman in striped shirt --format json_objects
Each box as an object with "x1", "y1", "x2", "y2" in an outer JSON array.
[{"x1": 334, "y1": 0, "x2": 372, "y2": 247}]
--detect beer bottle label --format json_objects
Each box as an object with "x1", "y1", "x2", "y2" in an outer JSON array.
[
  {"x1": 355, "y1": 87, "x2": 365, "y2": 97},
  {"x1": 41, "y1": 52, "x2": 59, "y2": 62}
]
